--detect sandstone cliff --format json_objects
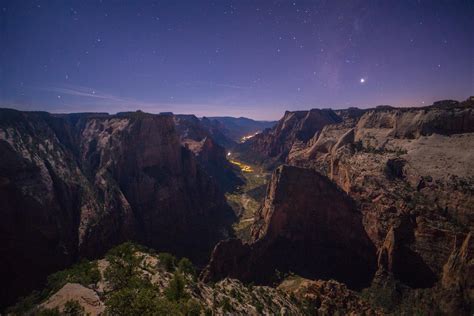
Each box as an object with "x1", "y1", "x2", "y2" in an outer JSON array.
[
  {"x1": 174, "y1": 114, "x2": 243, "y2": 192},
  {"x1": 214, "y1": 98, "x2": 473, "y2": 314},
  {"x1": 0, "y1": 109, "x2": 234, "y2": 308},
  {"x1": 237, "y1": 109, "x2": 341, "y2": 167},
  {"x1": 202, "y1": 165, "x2": 377, "y2": 289}
]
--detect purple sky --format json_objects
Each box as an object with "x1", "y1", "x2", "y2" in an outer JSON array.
[{"x1": 1, "y1": 0, "x2": 473, "y2": 120}]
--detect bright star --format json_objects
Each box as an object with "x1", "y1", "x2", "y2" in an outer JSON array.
[{"x1": 360, "y1": 78, "x2": 365, "y2": 83}]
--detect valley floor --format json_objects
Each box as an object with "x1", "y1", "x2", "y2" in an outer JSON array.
[{"x1": 225, "y1": 157, "x2": 270, "y2": 241}]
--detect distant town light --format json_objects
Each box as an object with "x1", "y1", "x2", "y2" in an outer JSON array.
[{"x1": 227, "y1": 152, "x2": 231, "y2": 156}]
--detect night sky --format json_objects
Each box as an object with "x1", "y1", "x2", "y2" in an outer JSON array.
[{"x1": 1, "y1": 1, "x2": 473, "y2": 120}]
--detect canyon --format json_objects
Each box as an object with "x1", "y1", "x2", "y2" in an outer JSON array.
[{"x1": 1, "y1": 97, "x2": 473, "y2": 315}]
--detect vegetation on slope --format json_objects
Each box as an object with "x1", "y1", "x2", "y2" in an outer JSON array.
[
  {"x1": 224, "y1": 158, "x2": 270, "y2": 241},
  {"x1": 7, "y1": 242, "x2": 305, "y2": 315}
]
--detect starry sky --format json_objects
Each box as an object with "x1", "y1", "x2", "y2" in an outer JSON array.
[{"x1": 1, "y1": 0, "x2": 473, "y2": 120}]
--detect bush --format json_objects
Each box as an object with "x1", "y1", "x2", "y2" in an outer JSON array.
[
  {"x1": 7, "y1": 261, "x2": 100, "y2": 315},
  {"x1": 177, "y1": 258, "x2": 195, "y2": 277},
  {"x1": 220, "y1": 296, "x2": 233, "y2": 313},
  {"x1": 165, "y1": 272, "x2": 188, "y2": 301},
  {"x1": 47, "y1": 260, "x2": 100, "y2": 291},
  {"x1": 183, "y1": 298, "x2": 201, "y2": 316},
  {"x1": 105, "y1": 242, "x2": 145, "y2": 290},
  {"x1": 105, "y1": 287, "x2": 181, "y2": 316},
  {"x1": 158, "y1": 253, "x2": 177, "y2": 272},
  {"x1": 36, "y1": 307, "x2": 61, "y2": 316},
  {"x1": 63, "y1": 300, "x2": 85, "y2": 316}
]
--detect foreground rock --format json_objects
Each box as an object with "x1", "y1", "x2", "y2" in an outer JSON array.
[
  {"x1": 279, "y1": 276, "x2": 383, "y2": 316},
  {"x1": 10, "y1": 243, "x2": 305, "y2": 316},
  {"x1": 39, "y1": 283, "x2": 104, "y2": 316}
]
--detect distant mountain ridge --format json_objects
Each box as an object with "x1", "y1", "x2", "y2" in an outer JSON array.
[{"x1": 205, "y1": 116, "x2": 276, "y2": 143}]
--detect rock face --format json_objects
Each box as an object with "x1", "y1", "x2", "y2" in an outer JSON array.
[
  {"x1": 237, "y1": 109, "x2": 341, "y2": 167},
  {"x1": 0, "y1": 109, "x2": 233, "y2": 308},
  {"x1": 287, "y1": 100, "x2": 474, "y2": 288},
  {"x1": 174, "y1": 114, "x2": 243, "y2": 192},
  {"x1": 278, "y1": 277, "x2": 383, "y2": 316},
  {"x1": 225, "y1": 98, "x2": 473, "y2": 313},
  {"x1": 39, "y1": 283, "x2": 105, "y2": 316},
  {"x1": 439, "y1": 233, "x2": 473, "y2": 314},
  {"x1": 205, "y1": 98, "x2": 473, "y2": 314},
  {"x1": 202, "y1": 165, "x2": 377, "y2": 288}
]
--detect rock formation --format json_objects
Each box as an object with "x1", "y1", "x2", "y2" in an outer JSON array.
[
  {"x1": 0, "y1": 109, "x2": 234, "y2": 308},
  {"x1": 202, "y1": 165, "x2": 377, "y2": 289},
  {"x1": 174, "y1": 114, "x2": 243, "y2": 192},
  {"x1": 237, "y1": 108, "x2": 342, "y2": 167},
  {"x1": 228, "y1": 97, "x2": 474, "y2": 314},
  {"x1": 278, "y1": 276, "x2": 383, "y2": 315}
]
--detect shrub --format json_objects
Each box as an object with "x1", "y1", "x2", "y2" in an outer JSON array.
[
  {"x1": 254, "y1": 299, "x2": 263, "y2": 314},
  {"x1": 7, "y1": 261, "x2": 99, "y2": 315},
  {"x1": 177, "y1": 257, "x2": 196, "y2": 277},
  {"x1": 220, "y1": 296, "x2": 233, "y2": 313},
  {"x1": 47, "y1": 260, "x2": 100, "y2": 291},
  {"x1": 105, "y1": 242, "x2": 144, "y2": 290},
  {"x1": 158, "y1": 253, "x2": 177, "y2": 272},
  {"x1": 63, "y1": 300, "x2": 85, "y2": 316},
  {"x1": 36, "y1": 307, "x2": 61, "y2": 316},
  {"x1": 183, "y1": 298, "x2": 202, "y2": 316},
  {"x1": 105, "y1": 287, "x2": 181, "y2": 316},
  {"x1": 165, "y1": 272, "x2": 188, "y2": 301}
]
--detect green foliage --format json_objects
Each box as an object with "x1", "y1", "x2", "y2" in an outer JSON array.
[
  {"x1": 165, "y1": 272, "x2": 188, "y2": 301},
  {"x1": 63, "y1": 300, "x2": 86, "y2": 316},
  {"x1": 105, "y1": 242, "x2": 145, "y2": 290},
  {"x1": 105, "y1": 287, "x2": 181, "y2": 316},
  {"x1": 103, "y1": 243, "x2": 202, "y2": 316},
  {"x1": 158, "y1": 252, "x2": 177, "y2": 272},
  {"x1": 182, "y1": 298, "x2": 201, "y2": 316},
  {"x1": 47, "y1": 260, "x2": 101, "y2": 291},
  {"x1": 36, "y1": 307, "x2": 61, "y2": 316},
  {"x1": 220, "y1": 296, "x2": 233, "y2": 313},
  {"x1": 361, "y1": 282, "x2": 400, "y2": 313},
  {"x1": 301, "y1": 297, "x2": 320, "y2": 316},
  {"x1": 10, "y1": 242, "x2": 203, "y2": 316},
  {"x1": 7, "y1": 261, "x2": 100, "y2": 315},
  {"x1": 254, "y1": 299, "x2": 263, "y2": 314},
  {"x1": 177, "y1": 257, "x2": 196, "y2": 277}
]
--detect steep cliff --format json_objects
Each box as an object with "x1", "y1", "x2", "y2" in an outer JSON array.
[
  {"x1": 202, "y1": 165, "x2": 377, "y2": 289},
  {"x1": 236, "y1": 109, "x2": 341, "y2": 167},
  {"x1": 0, "y1": 109, "x2": 233, "y2": 308},
  {"x1": 285, "y1": 98, "x2": 474, "y2": 313},
  {"x1": 174, "y1": 114, "x2": 243, "y2": 192},
  {"x1": 202, "y1": 98, "x2": 473, "y2": 314}
]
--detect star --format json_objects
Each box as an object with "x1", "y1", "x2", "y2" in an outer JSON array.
[{"x1": 360, "y1": 78, "x2": 365, "y2": 83}]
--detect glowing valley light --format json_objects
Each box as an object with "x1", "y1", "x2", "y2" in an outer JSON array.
[{"x1": 240, "y1": 131, "x2": 260, "y2": 143}]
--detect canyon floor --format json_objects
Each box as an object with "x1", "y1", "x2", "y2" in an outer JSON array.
[{"x1": 225, "y1": 157, "x2": 271, "y2": 241}]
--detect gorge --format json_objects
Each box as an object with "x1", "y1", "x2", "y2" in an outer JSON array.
[{"x1": 1, "y1": 97, "x2": 473, "y2": 315}]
